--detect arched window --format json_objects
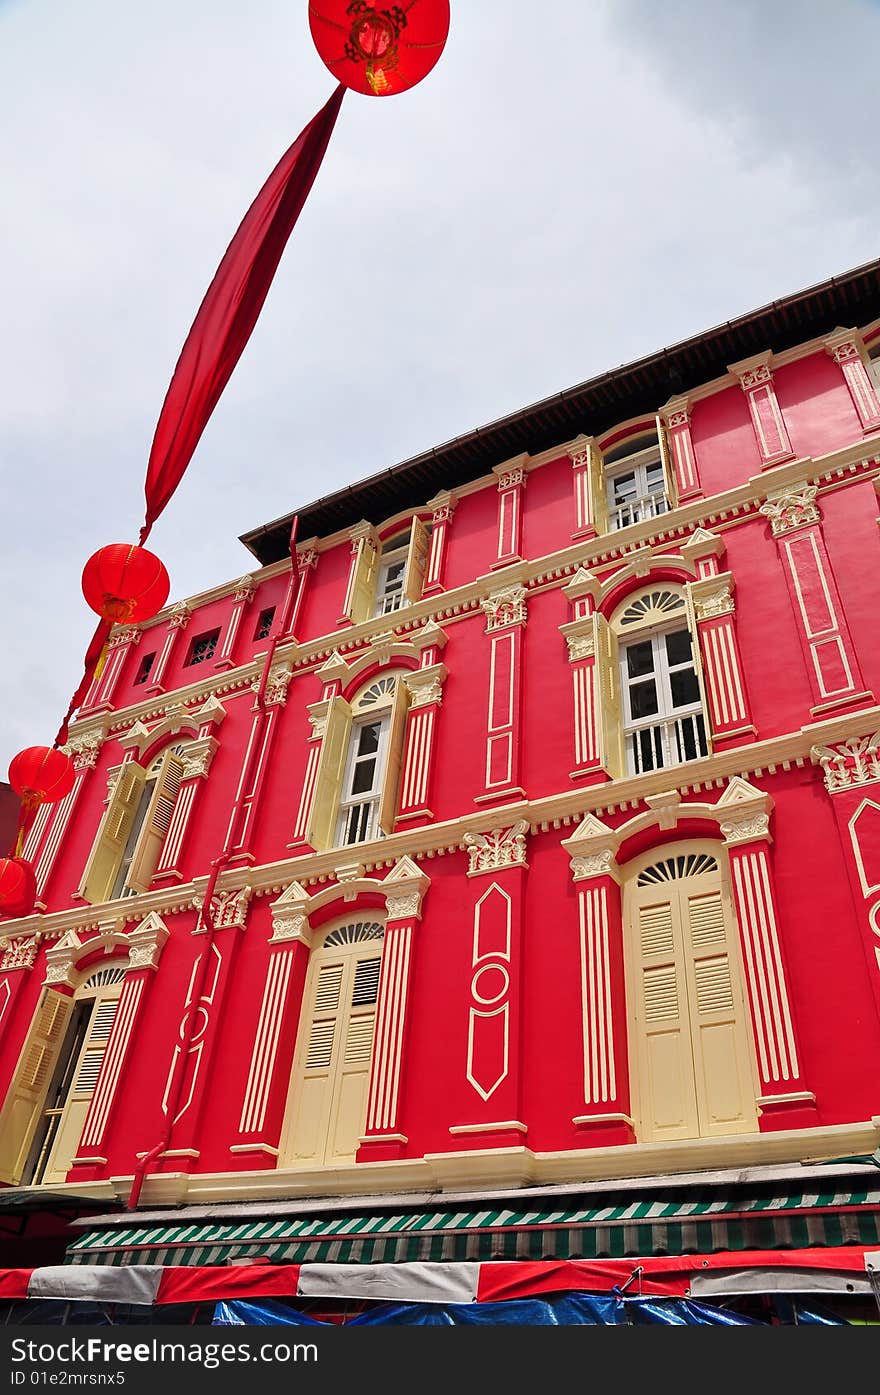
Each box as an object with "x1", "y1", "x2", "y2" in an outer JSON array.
[
  {"x1": 306, "y1": 676, "x2": 410, "y2": 851},
  {"x1": 281, "y1": 920, "x2": 385, "y2": 1169},
  {"x1": 80, "y1": 745, "x2": 185, "y2": 904},
  {"x1": 613, "y1": 586, "x2": 708, "y2": 775},
  {"x1": 0, "y1": 965, "x2": 126, "y2": 1186},
  {"x1": 336, "y1": 680, "x2": 405, "y2": 847},
  {"x1": 374, "y1": 520, "x2": 431, "y2": 617},
  {"x1": 604, "y1": 432, "x2": 669, "y2": 531}
]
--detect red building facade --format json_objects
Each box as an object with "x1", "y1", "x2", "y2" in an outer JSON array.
[{"x1": 3, "y1": 265, "x2": 880, "y2": 1266}]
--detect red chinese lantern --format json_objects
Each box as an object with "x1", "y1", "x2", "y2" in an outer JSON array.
[
  {"x1": 8, "y1": 746, "x2": 76, "y2": 814},
  {"x1": 309, "y1": 1, "x2": 450, "y2": 96},
  {"x1": 0, "y1": 858, "x2": 36, "y2": 919},
  {"x1": 81, "y1": 543, "x2": 170, "y2": 625}
]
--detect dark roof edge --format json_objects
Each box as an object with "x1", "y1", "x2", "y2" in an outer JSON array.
[{"x1": 240, "y1": 256, "x2": 880, "y2": 563}]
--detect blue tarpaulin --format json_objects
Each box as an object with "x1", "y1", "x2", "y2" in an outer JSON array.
[{"x1": 212, "y1": 1294, "x2": 767, "y2": 1326}]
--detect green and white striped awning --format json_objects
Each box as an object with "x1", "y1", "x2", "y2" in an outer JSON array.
[{"x1": 67, "y1": 1188, "x2": 880, "y2": 1266}]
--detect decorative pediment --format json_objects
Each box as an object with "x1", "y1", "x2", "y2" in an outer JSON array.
[{"x1": 382, "y1": 856, "x2": 430, "y2": 921}]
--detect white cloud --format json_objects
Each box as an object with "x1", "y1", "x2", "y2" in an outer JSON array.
[{"x1": 1, "y1": 0, "x2": 878, "y2": 773}]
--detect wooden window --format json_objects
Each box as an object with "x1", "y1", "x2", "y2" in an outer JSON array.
[
  {"x1": 308, "y1": 678, "x2": 409, "y2": 852},
  {"x1": 608, "y1": 587, "x2": 710, "y2": 777},
  {"x1": 374, "y1": 520, "x2": 431, "y2": 617},
  {"x1": 80, "y1": 748, "x2": 185, "y2": 905},
  {"x1": 184, "y1": 628, "x2": 220, "y2": 666},
  {"x1": 133, "y1": 652, "x2": 155, "y2": 686},
  {"x1": 604, "y1": 435, "x2": 670, "y2": 532},
  {"x1": 281, "y1": 927, "x2": 384, "y2": 1169},
  {"x1": 254, "y1": 606, "x2": 275, "y2": 640}
]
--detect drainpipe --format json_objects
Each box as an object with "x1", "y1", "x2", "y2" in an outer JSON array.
[{"x1": 127, "y1": 521, "x2": 298, "y2": 1208}]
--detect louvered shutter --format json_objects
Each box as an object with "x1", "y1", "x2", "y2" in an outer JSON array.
[
  {"x1": 80, "y1": 762, "x2": 146, "y2": 905},
  {"x1": 126, "y1": 750, "x2": 184, "y2": 893},
  {"x1": 0, "y1": 990, "x2": 72, "y2": 1184},
  {"x1": 655, "y1": 413, "x2": 678, "y2": 509},
  {"x1": 327, "y1": 954, "x2": 380, "y2": 1165},
  {"x1": 377, "y1": 680, "x2": 410, "y2": 837},
  {"x1": 590, "y1": 441, "x2": 609, "y2": 535},
  {"x1": 286, "y1": 960, "x2": 345, "y2": 1165},
  {"x1": 593, "y1": 612, "x2": 624, "y2": 779},
  {"x1": 344, "y1": 535, "x2": 379, "y2": 625},
  {"x1": 682, "y1": 887, "x2": 757, "y2": 1135},
  {"x1": 631, "y1": 892, "x2": 699, "y2": 1142},
  {"x1": 403, "y1": 518, "x2": 430, "y2": 604},
  {"x1": 41, "y1": 991, "x2": 121, "y2": 1184},
  {"x1": 306, "y1": 698, "x2": 353, "y2": 851}
]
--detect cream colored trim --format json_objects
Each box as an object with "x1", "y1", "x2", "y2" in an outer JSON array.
[
  {"x1": 229, "y1": 1144, "x2": 280, "y2": 1157},
  {"x1": 757, "y1": 1092, "x2": 816, "y2": 1107},
  {"x1": 449, "y1": 1121, "x2": 527, "y2": 1134},
  {"x1": 81, "y1": 1118, "x2": 880, "y2": 1204},
  {"x1": 9, "y1": 706, "x2": 880, "y2": 947},
  {"x1": 573, "y1": 1113, "x2": 634, "y2": 1127},
  {"x1": 67, "y1": 443, "x2": 879, "y2": 745}
]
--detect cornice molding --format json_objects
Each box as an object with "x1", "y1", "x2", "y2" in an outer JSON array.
[
  {"x1": 67, "y1": 440, "x2": 878, "y2": 744},
  {"x1": 16, "y1": 705, "x2": 880, "y2": 948}
]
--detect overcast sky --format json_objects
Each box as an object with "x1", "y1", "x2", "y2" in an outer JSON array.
[{"x1": 2, "y1": 0, "x2": 879, "y2": 773}]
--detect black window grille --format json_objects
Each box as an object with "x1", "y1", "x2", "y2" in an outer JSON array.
[{"x1": 184, "y1": 629, "x2": 220, "y2": 666}]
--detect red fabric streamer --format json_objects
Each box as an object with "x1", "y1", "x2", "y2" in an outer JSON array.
[
  {"x1": 139, "y1": 84, "x2": 345, "y2": 547},
  {"x1": 54, "y1": 617, "x2": 113, "y2": 749}
]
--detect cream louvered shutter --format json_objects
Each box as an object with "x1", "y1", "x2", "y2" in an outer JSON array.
[
  {"x1": 286, "y1": 960, "x2": 345, "y2": 1165},
  {"x1": 80, "y1": 762, "x2": 146, "y2": 905},
  {"x1": 41, "y1": 990, "x2": 121, "y2": 1184},
  {"x1": 631, "y1": 891, "x2": 699, "y2": 1143},
  {"x1": 682, "y1": 887, "x2": 757, "y2": 1136},
  {"x1": 284, "y1": 946, "x2": 382, "y2": 1169},
  {"x1": 593, "y1": 613, "x2": 623, "y2": 779},
  {"x1": 590, "y1": 442, "x2": 609, "y2": 535},
  {"x1": 403, "y1": 518, "x2": 430, "y2": 604},
  {"x1": 326, "y1": 954, "x2": 380, "y2": 1165},
  {"x1": 306, "y1": 698, "x2": 353, "y2": 851},
  {"x1": 655, "y1": 413, "x2": 678, "y2": 510},
  {"x1": 126, "y1": 750, "x2": 184, "y2": 893},
  {"x1": 344, "y1": 535, "x2": 379, "y2": 625},
  {"x1": 0, "y1": 990, "x2": 72, "y2": 1184},
  {"x1": 377, "y1": 680, "x2": 410, "y2": 837}
]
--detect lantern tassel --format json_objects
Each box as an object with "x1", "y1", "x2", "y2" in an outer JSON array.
[{"x1": 93, "y1": 640, "x2": 111, "y2": 683}]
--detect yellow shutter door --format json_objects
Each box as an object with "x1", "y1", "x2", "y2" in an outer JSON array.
[
  {"x1": 403, "y1": 518, "x2": 430, "y2": 604},
  {"x1": 285, "y1": 960, "x2": 346, "y2": 1165},
  {"x1": 377, "y1": 680, "x2": 409, "y2": 836},
  {"x1": 0, "y1": 990, "x2": 72, "y2": 1184},
  {"x1": 284, "y1": 947, "x2": 381, "y2": 1169},
  {"x1": 126, "y1": 751, "x2": 184, "y2": 893},
  {"x1": 306, "y1": 698, "x2": 353, "y2": 851},
  {"x1": 682, "y1": 885, "x2": 757, "y2": 1137},
  {"x1": 630, "y1": 891, "x2": 700, "y2": 1142},
  {"x1": 655, "y1": 412, "x2": 679, "y2": 509},
  {"x1": 347, "y1": 538, "x2": 379, "y2": 625},
  {"x1": 80, "y1": 763, "x2": 146, "y2": 905},
  {"x1": 41, "y1": 991, "x2": 121, "y2": 1183},
  {"x1": 326, "y1": 954, "x2": 380, "y2": 1165},
  {"x1": 593, "y1": 612, "x2": 624, "y2": 779}
]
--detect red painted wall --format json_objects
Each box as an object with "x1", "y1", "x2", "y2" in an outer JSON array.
[{"x1": 2, "y1": 333, "x2": 880, "y2": 1189}]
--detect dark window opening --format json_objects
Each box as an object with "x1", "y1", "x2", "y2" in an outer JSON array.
[
  {"x1": 133, "y1": 652, "x2": 156, "y2": 686},
  {"x1": 184, "y1": 629, "x2": 220, "y2": 667},
  {"x1": 254, "y1": 607, "x2": 275, "y2": 640}
]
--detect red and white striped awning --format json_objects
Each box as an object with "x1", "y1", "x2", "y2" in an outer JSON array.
[{"x1": 0, "y1": 1247, "x2": 875, "y2": 1306}]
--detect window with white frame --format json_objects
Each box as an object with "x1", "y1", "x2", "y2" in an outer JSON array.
[
  {"x1": 617, "y1": 589, "x2": 708, "y2": 775},
  {"x1": 604, "y1": 435, "x2": 669, "y2": 531},
  {"x1": 375, "y1": 531, "x2": 411, "y2": 616},
  {"x1": 336, "y1": 712, "x2": 391, "y2": 847}
]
